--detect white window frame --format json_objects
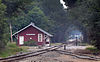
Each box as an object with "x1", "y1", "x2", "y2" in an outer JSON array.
[{"x1": 38, "y1": 34, "x2": 42, "y2": 42}]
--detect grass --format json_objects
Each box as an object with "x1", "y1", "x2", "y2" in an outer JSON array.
[
  {"x1": 51, "y1": 43, "x2": 62, "y2": 46},
  {"x1": 24, "y1": 40, "x2": 37, "y2": 46},
  {"x1": 19, "y1": 46, "x2": 29, "y2": 52},
  {"x1": 86, "y1": 46, "x2": 100, "y2": 55},
  {"x1": 0, "y1": 42, "x2": 28, "y2": 58},
  {"x1": 78, "y1": 42, "x2": 89, "y2": 46}
]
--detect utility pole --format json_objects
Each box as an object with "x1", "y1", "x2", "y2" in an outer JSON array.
[{"x1": 10, "y1": 23, "x2": 13, "y2": 42}]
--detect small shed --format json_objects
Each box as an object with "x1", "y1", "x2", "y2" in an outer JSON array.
[{"x1": 12, "y1": 22, "x2": 53, "y2": 46}]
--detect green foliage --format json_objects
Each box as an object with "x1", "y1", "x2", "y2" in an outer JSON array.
[
  {"x1": 3, "y1": 0, "x2": 68, "y2": 44},
  {"x1": 1, "y1": 0, "x2": 55, "y2": 51},
  {"x1": 0, "y1": 42, "x2": 25, "y2": 57},
  {"x1": 78, "y1": 42, "x2": 89, "y2": 46},
  {"x1": 24, "y1": 40, "x2": 37, "y2": 46},
  {"x1": 10, "y1": 0, "x2": 54, "y2": 34},
  {"x1": 4, "y1": 0, "x2": 33, "y2": 16},
  {"x1": 86, "y1": 46, "x2": 97, "y2": 50},
  {"x1": 7, "y1": 42, "x2": 18, "y2": 48},
  {"x1": 0, "y1": 0, "x2": 8, "y2": 50},
  {"x1": 66, "y1": 0, "x2": 100, "y2": 49},
  {"x1": 2, "y1": 0, "x2": 100, "y2": 49},
  {"x1": 86, "y1": 46, "x2": 99, "y2": 54},
  {"x1": 7, "y1": 43, "x2": 22, "y2": 53},
  {"x1": 41, "y1": 0, "x2": 71, "y2": 42}
]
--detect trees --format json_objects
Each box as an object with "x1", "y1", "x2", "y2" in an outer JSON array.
[
  {"x1": 1, "y1": 0, "x2": 100, "y2": 49},
  {"x1": 0, "y1": 0, "x2": 55, "y2": 49},
  {"x1": 66, "y1": 0, "x2": 100, "y2": 49},
  {"x1": 0, "y1": 0, "x2": 7, "y2": 49},
  {"x1": 41, "y1": 0, "x2": 71, "y2": 42},
  {"x1": 8, "y1": 0, "x2": 54, "y2": 34}
]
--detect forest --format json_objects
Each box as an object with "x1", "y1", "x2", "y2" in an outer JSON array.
[{"x1": 0, "y1": 0, "x2": 100, "y2": 50}]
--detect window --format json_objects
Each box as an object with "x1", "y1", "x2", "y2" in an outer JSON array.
[{"x1": 38, "y1": 34, "x2": 42, "y2": 42}]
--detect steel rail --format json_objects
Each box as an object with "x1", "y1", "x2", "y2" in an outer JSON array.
[
  {"x1": 55, "y1": 50, "x2": 100, "y2": 61},
  {"x1": 0, "y1": 45, "x2": 63, "y2": 62}
]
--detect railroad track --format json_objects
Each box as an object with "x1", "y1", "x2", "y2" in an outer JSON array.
[
  {"x1": 0, "y1": 45, "x2": 63, "y2": 62},
  {"x1": 55, "y1": 50, "x2": 100, "y2": 61}
]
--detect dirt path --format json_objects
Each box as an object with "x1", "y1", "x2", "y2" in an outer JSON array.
[{"x1": 17, "y1": 51, "x2": 99, "y2": 62}]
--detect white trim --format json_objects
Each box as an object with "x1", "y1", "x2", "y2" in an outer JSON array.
[
  {"x1": 12, "y1": 22, "x2": 53, "y2": 37},
  {"x1": 15, "y1": 34, "x2": 18, "y2": 39},
  {"x1": 26, "y1": 34, "x2": 35, "y2": 35},
  {"x1": 38, "y1": 34, "x2": 42, "y2": 42},
  {"x1": 33, "y1": 25, "x2": 53, "y2": 37}
]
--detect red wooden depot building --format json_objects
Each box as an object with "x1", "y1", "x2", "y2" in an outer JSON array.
[{"x1": 12, "y1": 22, "x2": 53, "y2": 46}]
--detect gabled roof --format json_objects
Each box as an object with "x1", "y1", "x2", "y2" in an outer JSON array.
[{"x1": 12, "y1": 22, "x2": 53, "y2": 37}]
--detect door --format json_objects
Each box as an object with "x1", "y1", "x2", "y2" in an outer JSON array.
[
  {"x1": 19, "y1": 36, "x2": 24, "y2": 45},
  {"x1": 45, "y1": 37, "x2": 50, "y2": 46}
]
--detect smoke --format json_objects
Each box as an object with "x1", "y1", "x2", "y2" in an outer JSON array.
[{"x1": 60, "y1": 0, "x2": 68, "y2": 9}]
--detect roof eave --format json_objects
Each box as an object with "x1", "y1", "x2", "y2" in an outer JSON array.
[{"x1": 12, "y1": 23, "x2": 53, "y2": 37}]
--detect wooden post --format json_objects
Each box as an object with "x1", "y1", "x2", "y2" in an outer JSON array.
[
  {"x1": 10, "y1": 23, "x2": 13, "y2": 42},
  {"x1": 64, "y1": 44, "x2": 66, "y2": 50}
]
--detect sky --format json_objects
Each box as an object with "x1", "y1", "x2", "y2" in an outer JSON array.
[{"x1": 60, "y1": 0, "x2": 68, "y2": 9}]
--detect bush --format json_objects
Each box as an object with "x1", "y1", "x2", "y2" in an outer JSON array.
[
  {"x1": 7, "y1": 42, "x2": 17, "y2": 48},
  {"x1": 24, "y1": 40, "x2": 37, "y2": 46},
  {"x1": 86, "y1": 47, "x2": 98, "y2": 51},
  {"x1": 86, "y1": 46, "x2": 100, "y2": 55},
  {"x1": 0, "y1": 42, "x2": 26, "y2": 57},
  {"x1": 7, "y1": 42, "x2": 22, "y2": 52},
  {"x1": 78, "y1": 42, "x2": 89, "y2": 46}
]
